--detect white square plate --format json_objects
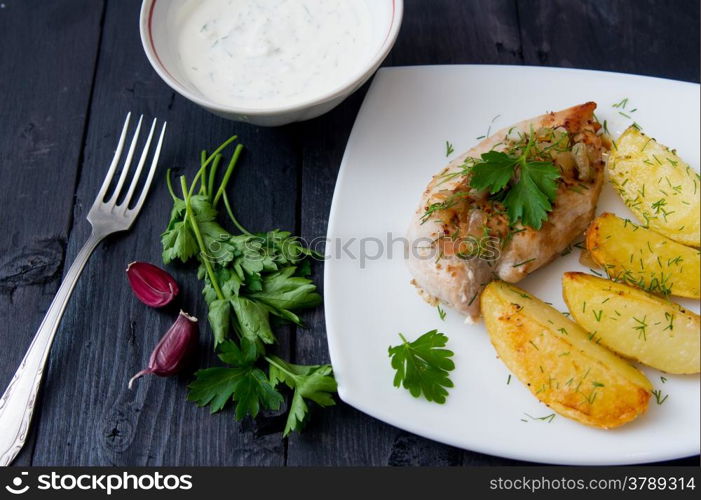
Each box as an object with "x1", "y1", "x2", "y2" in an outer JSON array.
[{"x1": 324, "y1": 65, "x2": 700, "y2": 465}]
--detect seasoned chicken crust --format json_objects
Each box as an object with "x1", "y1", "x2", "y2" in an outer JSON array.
[{"x1": 407, "y1": 102, "x2": 609, "y2": 321}]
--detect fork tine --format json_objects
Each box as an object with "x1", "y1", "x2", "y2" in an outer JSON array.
[
  {"x1": 130, "y1": 122, "x2": 167, "y2": 215},
  {"x1": 95, "y1": 112, "x2": 131, "y2": 202},
  {"x1": 106, "y1": 114, "x2": 143, "y2": 205},
  {"x1": 122, "y1": 117, "x2": 157, "y2": 209}
]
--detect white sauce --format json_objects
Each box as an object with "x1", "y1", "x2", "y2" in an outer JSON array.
[{"x1": 176, "y1": 0, "x2": 373, "y2": 109}]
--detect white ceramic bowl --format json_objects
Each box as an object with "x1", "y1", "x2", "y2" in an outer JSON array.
[{"x1": 140, "y1": 0, "x2": 403, "y2": 126}]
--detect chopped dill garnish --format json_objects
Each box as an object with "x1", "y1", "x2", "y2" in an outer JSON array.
[
  {"x1": 523, "y1": 412, "x2": 556, "y2": 423},
  {"x1": 445, "y1": 140, "x2": 454, "y2": 157},
  {"x1": 485, "y1": 114, "x2": 501, "y2": 138},
  {"x1": 589, "y1": 268, "x2": 603, "y2": 277},
  {"x1": 632, "y1": 315, "x2": 648, "y2": 340},
  {"x1": 663, "y1": 312, "x2": 674, "y2": 331},
  {"x1": 612, "y1": 97, "x2": 629, "y2": 109},
  {"x1": 420, "y1": 191, "x2": 469, "y2": 224},
  {"x1": 584, "y1": 389, "x2": 599, "y2": 405},
  {"x1": 437, "y1": 304, "x2": 447, "y2": 321},
  {"x1": 651, "y1": 389, "x2": 669, "y2": 405}
]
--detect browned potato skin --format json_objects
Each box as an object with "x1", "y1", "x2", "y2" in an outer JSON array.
[
  {"x1": 481, "y1": 281, "x2": 652, "y2": 429},
  {"x1": 586, "y1": 213, "x2": 700, "y2": 299},
  {"x1": 608, "y1": 126, "x2": 700, "y2": 247},
  {"x1": 563, "y1": 272, "x2": 700, "y2": 374}
]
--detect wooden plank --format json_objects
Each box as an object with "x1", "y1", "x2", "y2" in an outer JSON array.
[
  {"x1": 386, "y1": 0, "x2": 523, "y2": 65},
  {"x1": 0, "y1": 0, "x2": 104, "y2": 466},
  {"x1": 29, "y1": 0, "x2": 297, "y2": 465},
  {"x1": 287, "y1": 0, "x2": 525, "y2": 466},
  {"x1": 518, "y1": 0, "x2": 700, "y2": 82}
]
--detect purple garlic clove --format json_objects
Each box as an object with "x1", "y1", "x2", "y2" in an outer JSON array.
[
  {"x1": 128, "y1": 310, "x2": 199, "y2": 389},
  {"x1": 126, "y1": 261, "x2": 179, "y2": 307}
]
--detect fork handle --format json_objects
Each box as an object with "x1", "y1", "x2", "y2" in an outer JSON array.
[{"x1": 0, "y1": 231, "x2": 104, "y2": 466}]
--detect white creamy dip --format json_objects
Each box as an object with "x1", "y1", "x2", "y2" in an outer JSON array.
[{"x1": 176, "y1": 0, "x2": 373, "y2": 109}]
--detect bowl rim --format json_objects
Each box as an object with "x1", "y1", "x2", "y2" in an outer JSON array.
[{"x1": 139, "y1": 0, "x2": 404, "y2": 117}]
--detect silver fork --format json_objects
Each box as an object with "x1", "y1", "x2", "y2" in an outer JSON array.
[{"x1": 0, "y1": 113, "x2": 166, "y2": 466}]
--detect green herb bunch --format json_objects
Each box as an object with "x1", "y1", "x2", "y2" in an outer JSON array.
[{"x1": 161, "y1": 136, "x2": 336, "y2": 436}]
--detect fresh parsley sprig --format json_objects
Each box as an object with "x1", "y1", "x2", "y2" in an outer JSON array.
[
  {"x1": 388, "y1": 330, "x2": 455, "y2": 404},
  {"x1": 267, "y1": 356, "x2": 337, "y2": 436},
  {"x1": 188, "y1": 339, "x2": 284, "y2": 420},
  {"x1": 163, "y1": 136, "x2": 334, "y2": 434},
  {"x1": 470, "y1": 130, "x2": 560, "y2": 229}
]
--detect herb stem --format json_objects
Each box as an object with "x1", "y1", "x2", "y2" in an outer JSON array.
[
  {"x1": 199, "y1": 151, "x2": 208, "y2": 195},
  {"x1": 180, "y1": 176, "x2": 225, "y2": 301},
  {"x1": 192, "y1": 136, "x2": 240, "y2": 199},
  {"x1": 214, "y1": 144, "x2": 244, "y2": 208},
  {"x1": 222, "y1": 191, "x2": 252, "y2": 235},
  {"x1": 264, "y1": 356, "x2": 296, "y2": 379},
  {"x1": 166, "y1": 168, "x2": 179, "y2": 202},
  {"x1": 203, "y1": 135, "x2": 238, "y2": 167},
  {"x1": 207, "y1": 154, "x2": 222, "y2": 202},
  {"x1": 189, "y1": 162, "x2": 209, "y2": 198}
]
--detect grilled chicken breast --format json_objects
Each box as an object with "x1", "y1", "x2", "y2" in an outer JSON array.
[{"x1": 407, "y1": 102, "x2": 609, "y2": 322}]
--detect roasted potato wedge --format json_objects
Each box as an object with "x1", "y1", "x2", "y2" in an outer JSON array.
[
  {"x1": 608, "y1": 126, "x2": 700, "y2": 247},
  {"x1": 563, "y1": 272, "x2": 700, "y2": 374},
  {"x1": 481, "y1": 281, "x2": 652, "y2": 429},
  {"x1": 586, "y1": 213, "x2": 700, "y2": 299}
]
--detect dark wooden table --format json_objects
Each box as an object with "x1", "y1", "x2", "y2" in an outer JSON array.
[{"x1": 1, "y1": 0, "x2": 699, "y2": 466}]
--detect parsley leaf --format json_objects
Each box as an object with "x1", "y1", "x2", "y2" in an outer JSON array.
[
  {"x1": 468, "y1": 132, "x2": 561, "y2": 229},
  {"x1": 526, "y1": 159, "x2": 560, "y2": 200},
  {"x1": 249, "y1": 266, "x2": 322, "y2": 325},
  {"x1": 230, "y1": 295, "x2": 276, "y2": 344},
  {"x1": 188, "y1": 340, "x2": 284, "y2": 420},
  {"x1": 207, "y1": 298, "x2": 231, "y2": 345},
  {"x1": 267, "y1": 356, "x2": 337, "y2": 436},
  {"x1": 503, "y1": 160, "x2": 559, "y2": 230},
  {"x1": 161, "y1": 220, "x2": 198, "y2": 264},
  {"x1": 388, "y1": 330, "x2": 455, "y2": 404},
  {"x1": 470, "y1": 150, "x2": 516, "y2": 194},
  {"x1": 161, "y1": 195, "x2": 223, "y2": 264}
]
